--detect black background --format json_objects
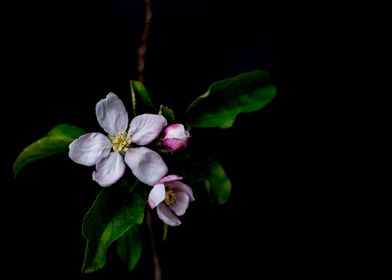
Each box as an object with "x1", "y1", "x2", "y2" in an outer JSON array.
[{"x1": 3, "y1": 0, "x2": 299, "y2": 279}]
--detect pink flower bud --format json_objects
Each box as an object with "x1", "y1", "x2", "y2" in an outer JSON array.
[{"x1": 161, "y1": 124, "x2": 190, "y2": 152}]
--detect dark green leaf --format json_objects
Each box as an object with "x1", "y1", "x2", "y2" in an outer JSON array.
[
  {"x1": 158, "y1": 105, "x2": 175, "y2": 123},
  {"x1": 185, "y1": 70, "x2": 276, "y2": 128},
  {"x1": 46, "y1": 124, "x2": 85, "y2": 138},
  {"x1": 187, "y1": 158, "x2": 232, "y2": 204},
  {"x1": 82, "y1": 187, "x2": 145, "y2": 273},
  {"x1": 13, "y1": 124, "x2": 85, "y2": 177},
  {"x1": 117, "y1": 226, "x2": 143, "y2": 271},
  {"x1": 205, "y1": 160, "x2": 232, "y2": 204},
  {"x1": 130, "y1": 80, "x2": 154, "y2": 116}
]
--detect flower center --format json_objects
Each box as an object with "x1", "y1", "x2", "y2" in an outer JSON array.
[
  {"x1": 164, "y1": 190, "x2": 176, "y2": 205},
  {"x1": 111, "y1": 131, "x2": 131, "y2": 152}
]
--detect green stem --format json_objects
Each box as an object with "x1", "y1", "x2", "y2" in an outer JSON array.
[{"x1": 129, "y1": 179, "x2": 140, "y2": 193}]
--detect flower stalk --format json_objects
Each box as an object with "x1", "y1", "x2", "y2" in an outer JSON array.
[{"x1": 146, "y1": 207, "x2": 161, "y2": 280}]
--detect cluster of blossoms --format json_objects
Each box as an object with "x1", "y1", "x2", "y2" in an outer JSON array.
[{"x1": 69, "y1": 93, "x2": 193, "y2": 226}]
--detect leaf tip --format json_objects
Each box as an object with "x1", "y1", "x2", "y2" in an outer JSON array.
[
  {"x1": 81, "y1": 265, "x2": 98, "y2": 274},
  {"x1": 12, "y1": 163, "x2": 19, "y2": 178},
  {"x1": 13, "y1": 155, "x2": 23, "y2": 178}
]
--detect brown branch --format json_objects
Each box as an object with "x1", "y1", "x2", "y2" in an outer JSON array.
[
  {"x1": 137, "y1": 0, "x2": 153, "y2": 83},
  {"x1": 136, "y1": 2, "x2": 161, "y2": 277},
  {"x1": 146, "y1": 207, "x2": 162, "y2": 280}
]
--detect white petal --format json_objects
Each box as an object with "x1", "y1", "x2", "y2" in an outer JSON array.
[
  {"x1": 157, "y1": 204, "x2": 181, "y2": 226},
  {"x1": 96, "y1": 92, "x2": 128, "y2": 135},
  {"x1": 92, "y1": 152, "x2": 125, "y2": 187},
  {"x1": 124, "y1": 147, "x2": 168, "y2": 186},
  {"x1": 69, "y1": 133, "x2": 112, "y2": 166},
  {"x1": 148, "y1": 184, "x2": 165, "y2": 209},
  {"x1": 167, "y1": 181, "x2": 195, "y2": 201},
  {"x1": 129, "y1": 114, "x2": 167, "y2": 145},
  {"x1": 169, "y1": 192, "x2": 189, "y2": 216}
]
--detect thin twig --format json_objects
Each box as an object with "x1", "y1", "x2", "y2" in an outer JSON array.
[
  {"x1": 146, "y1": 207, "x2": 161, "y2": 280},
  {"x1": 137, "y1": 0, "x2": 153, "y2": 83},
  {"x1": 136, "y1": 0, "x2": 161, "y2": 278}
]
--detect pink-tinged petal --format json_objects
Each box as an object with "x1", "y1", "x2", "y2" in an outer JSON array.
[
  {"x1": 69, "y1": 133, "x2": 112, "y2": 166},
  {"x1": 92, "y1": 152, "x2": 125, "y2": 187},
  {"x1": 167, "y1": 181, "x2": 195, "y2": 201},
  {"x1": 129, "y1": 114, "x2": 167, "y2": 145},
  {"x1": 169, "y1": 192, "x2": 189, "y2": 216},
  {"x1": 161, "y1": 124, "x2": 189, "y2": 152},
  {"x1": 96, "y1": 92, "x2": 128, "y2": 135},
  {"x1": 157, "y1": 204, "x2": 181, "y2": 226},
  {"x1": 162, "y1": 124, "x2": 188, "y2": 139},
  {"x1": 124, "y1": 147, "x2": 168, "y2": 186},
  {"x1": 162, "y1": 138, "x2": 187, "y2": 152},
  {"x1": 157, "y1": 174, "x2": 183, "y2": 184},
  {"x1": 148, "y1": 184, "x2": 165, "y2": 209}
]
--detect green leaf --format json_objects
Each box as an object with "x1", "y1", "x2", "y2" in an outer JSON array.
[
  {"x1": 205, "y1": 160, "x2": 232, "y2": 204},
  {"x1": 158, "y1": 105, "x2": 175, "y2": 123},
  {"x1": 13, "y1": 124, "x2": 85, "y2": 177},
  {"x1": 82, "y1": 187, "x2": 145, "y2": 273},
  {"x1": 187, "y1": 158, "x2": 232, "y2": 204},
  {"x1": 185, "y1": 70, "x2": 276, "y2": 128},
  {"x1": 130, "y1": 80, "x2": 154, "y2": 116},
  {"x1": 117, "y1": 226, "x2": 143, "y2": 271}
]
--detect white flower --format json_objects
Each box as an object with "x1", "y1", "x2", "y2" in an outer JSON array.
[{"x1": 69, "y1": 93, "x2": 168, "y2": 187}]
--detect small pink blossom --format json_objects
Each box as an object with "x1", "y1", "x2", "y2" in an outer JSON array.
[
  {"x1": 161, "y1": 124, "x2": 190, "y2": 152},
  {"x1": 148, "y1": 175, "x2": 195, "y2": 226}
]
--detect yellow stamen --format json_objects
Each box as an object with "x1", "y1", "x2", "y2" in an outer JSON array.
[
  {"x1": 111, "y1": 131, "x2": 131, "y2": 152},
  {"x1": 164, "y1": 190, "x2": 176, "y2": 205}
]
